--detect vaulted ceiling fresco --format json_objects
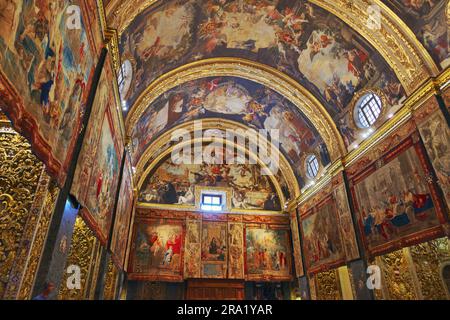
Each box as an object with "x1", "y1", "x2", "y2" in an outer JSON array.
[
  {"x1": 120, "y1": 0, "x2": 408, "y2": 156},
  {"x1": 129, "y1": 76, "x2": 331, "y2": 185},
  {"x1": 381, "y1": 0, "x2": 449, "y2": 69}
]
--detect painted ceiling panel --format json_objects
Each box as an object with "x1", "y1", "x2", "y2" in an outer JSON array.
[
  {"x1": 129, "y1": 76, "x2": 330, "y2": 187},
  {"x1": 120, "y1": 0, "x2": 406, "y2": 141}
]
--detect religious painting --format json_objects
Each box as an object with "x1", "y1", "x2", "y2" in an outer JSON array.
[
  {"x1": 138, "y1": 149, "x2": 282, "y2": 211},
  {"x1": 0, "y1": 0, "x2": 97, "y2": 184},
  {"x1": 110, "y1": 154, "x2": 134, "y2": 270},
  {"x1": 350, "y1": 136, "x2": 446, "y2": 256},
  {"x1": 418, "y1": 111, "x2": 450, "y2": 211},
  {"x1": 84, "y1": 109, "x2": 121, "y2": 244},
  {"x1": 228, "y1": 222, "x2": 244, "y2": 279},
  {"x1": 121, "y1": 0, "x2": 405, "y2": 147},
  {"x1": 71, "y1": 58, "x2": 114, "y2": 204},
  {"x1": 129, "y1": 219, "x2": 184, "y2": 282},
  {"x1": 334, "y1": 183, "x2": 360, "y2": 261},
  {"x1": 290, "y1": 210, "x2": 304, "y2": 277},
  {"x1": 245, "y1": 227, "x2": 291, "y2": 281},
  {"x1": 184, "y1": 219, "x2": 202, "y2": 278},
  {"x1": 130, "y1": 76, "x2": 330, "y2": 184},
  {"x1": 301, "y1": 197, "x2": 346, "y2": 273},
  {"x1": 381, "y1": 0, "x2": 449, "y2": 69},
  {"x1": 201, "y1": 222, "x2": 227, "y2": 278}
]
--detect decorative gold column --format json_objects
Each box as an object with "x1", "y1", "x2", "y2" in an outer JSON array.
[
  {"x1": 57, "y1": 216, "x2": 100, "y2": 300},
  {"x1": 0, "y1": 125, "x2": 46, "y2": 299}
]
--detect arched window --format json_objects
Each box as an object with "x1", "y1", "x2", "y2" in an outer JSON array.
[
  {"x1": 355, "y1": 92, "x2": 382, "y2": 128},
  {"x1": 305, "y1": 154, "x2": 320, "y2": 180}
]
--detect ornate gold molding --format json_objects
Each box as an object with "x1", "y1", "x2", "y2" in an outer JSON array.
[
  {"x1": 134, "y1": 118, "x2": 300, "y2": 201},
  {"x1": 125, "y1": 58, "x2": 347, "y2": 162},
  {"x1": 309, "y1": 0, "x2": 438, "y2": 94}
]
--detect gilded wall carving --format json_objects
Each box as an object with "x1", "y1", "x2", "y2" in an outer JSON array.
[
  {"x1": 0, "y1": 130, "x2": 44, "y2": 299},
  {"x1": 184, "y1": 219, "x2": 202, "y2": 279},
  {"x1": 376, "y1": 249, "x2": 418, "y2": 300},
  {"x1": 409, "y1": 238, "x2": 450, "y2": 300},
  {"x1": 228, "y1": 222, "x2": 244, "y2": 279},
  {"x1": 17, "y1": 178, "x2": 59, "y2": 300},
  {"x1": 315, "y1": 269, "x2": 342, "y2": 300},
  {"x1": 103, "y1": 256, "x2": 119, "y2": 300},
  {"x1": 57, "y1": 216, "x2": 98, "y2": 300}
]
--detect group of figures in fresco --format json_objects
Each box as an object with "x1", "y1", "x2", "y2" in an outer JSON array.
[
  {"x1": 121, "y1": 0, "x2": 410, "y2": 150},
  {"x1": 138, "y1": 149, "x2": 283, "y2": 211},
  {"x1": 131, "y1": 219, "x2": 291, "y2": 281},
  {"x1": 132, "y1": 77, "x2": 330, "y2": 188}
]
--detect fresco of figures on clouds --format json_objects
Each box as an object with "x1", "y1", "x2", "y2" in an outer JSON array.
[
  {"x1": 131, "y1": 76, "x2": 330, "y2": 186},
  {"x1": 138, "y1": 150, "x2": 282, "y2": 211},
  {"x1": 301, "y1": 199, "x2": 345, "y2": 271},
  {"x1": 381, "y1": 0, "x2": 449, "y2": 69},
  {"x1": 0, "y1": 0, "x2": 95, "y2": 183},
  {"x1": 121, "y1": 0, "x2": 405, "y2": 147},
  {"x1": 245, "y1": 228, "x2": 291, "y2": 280},
  {"x1": 131, "y1": 220, "x2": 184, "y2": 281},
  {"x1": 352, "y1": 142, "x2": 442, "y2": 252}
]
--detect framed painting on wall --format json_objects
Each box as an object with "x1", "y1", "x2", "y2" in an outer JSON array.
[
  {"x1": 245, "y1": 225, "x2": 292, "y2": 281},
  {"x1": 0, "y1": 0, "x2": 104, "y2": 185},
  {"x1": 128, "y1": 218, "x2": 184, "y2": 282},
  {"x1": 110, "y1": 153, "x2": 134, "y2": 270},
  {"x1": 201, "y1": 221, "x2": 228, "y2": 279},
  {"x1": 300, "y1": 196, "x2": 346, "y2": 273},
  {"x1": 82, "y1": 105, "x2": 122, "y2": 244},
  {"x1": 350, "y1": 135, "x2": 447, "y2": 256}
]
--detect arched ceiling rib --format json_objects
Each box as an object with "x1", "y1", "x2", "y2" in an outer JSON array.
[{"x1": 125, "y1": 58, "x2": 346, "y2": 165}]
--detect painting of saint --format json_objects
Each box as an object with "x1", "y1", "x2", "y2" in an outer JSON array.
[
  {"x1": 0, "y1": 0, "x2": 96, "y2": 184},
  {"x1": 245, "y1": 228, "x2": 291, "y2": 280},
  {"x1": 351, "y1": 138, "x2": 445, "y2": 255},
  {"x1": 84, "y1": 111, "x2": 121, "y2": 243},
  {"x1": 130, "y1": 220, "x2": 183, "y2": 281},
  {"x1": 301, "y1": 199, "x2": 346, "y2": 272},
  {"x1": 201, "y1": 222, "x2": 227, "y2": 278}
]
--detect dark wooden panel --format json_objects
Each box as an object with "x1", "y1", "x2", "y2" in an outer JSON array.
[{"x1": 186, "y1": 280, "x2": 244, "y2": 300}]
